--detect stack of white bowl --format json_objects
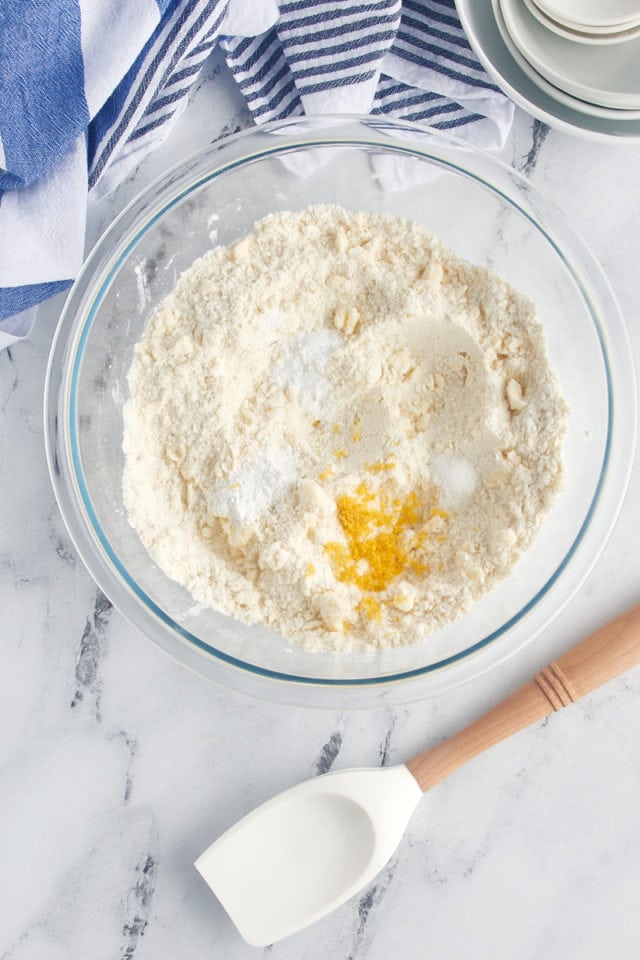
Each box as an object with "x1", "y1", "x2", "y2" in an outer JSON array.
[{"x1": 493, "y1": 0, "x2": 640, "y2": 120}]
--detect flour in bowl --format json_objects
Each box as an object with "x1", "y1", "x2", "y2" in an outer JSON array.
[{"x1": 122, "y1": 205, "x2": 567, "y2": 652}]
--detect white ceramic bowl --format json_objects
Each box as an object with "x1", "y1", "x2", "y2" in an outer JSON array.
[
  {"x1": 535, "y1": 0, "x2": 640, "y2": 28},
  {"x1": 524, "y1": 0, "x2": 640, "y2": 43},
  {"x1": 495, "y1": 0, "x2": 640, "y2": 118},
  {"x1": 501, "y1": 0, "x2": 640, "y2": 109},
  {"x1": 456, "y1": 0, "x2": 640, "y2": 141}
]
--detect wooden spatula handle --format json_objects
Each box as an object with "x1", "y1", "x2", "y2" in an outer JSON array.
[{"x1": 407, "y1": 604, "x2": 640, "y2": 793}]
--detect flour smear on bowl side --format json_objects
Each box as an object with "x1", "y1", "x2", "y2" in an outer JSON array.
[{"x1": 122, "y1": 205, "x2": 566, "y2": 653}]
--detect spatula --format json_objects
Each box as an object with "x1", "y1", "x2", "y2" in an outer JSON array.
[{"x1": 195, "y1": 604, "x2": 640, "y2": 946}]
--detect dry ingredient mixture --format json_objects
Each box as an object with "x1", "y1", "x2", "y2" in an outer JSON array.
[{"x1": 122, "y1": 205, "x2": 567, "y2": 652}]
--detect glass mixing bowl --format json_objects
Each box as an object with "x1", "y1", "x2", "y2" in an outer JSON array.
[{"x1": 45, "y1": 116, "x2": 636, "y2": 707}]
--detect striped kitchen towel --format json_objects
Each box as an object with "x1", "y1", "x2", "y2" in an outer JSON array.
[{"x1": 0, "y1": 0, "x2": 513, "y2": 350}]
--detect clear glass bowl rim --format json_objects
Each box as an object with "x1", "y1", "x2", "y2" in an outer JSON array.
[{"x1": 44, "y1": 115, "x2": 637, "y2": 706}]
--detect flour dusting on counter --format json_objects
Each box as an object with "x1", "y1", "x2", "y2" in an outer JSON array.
[{"x1": 122, "y1": 205, "x2": 567, "y2": 652}]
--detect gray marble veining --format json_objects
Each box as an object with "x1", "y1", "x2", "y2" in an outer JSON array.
[{"x1": 2, "y1": 48, "x2": 640, "y2": 960}]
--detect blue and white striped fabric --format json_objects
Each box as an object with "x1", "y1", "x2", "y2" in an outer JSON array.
[
  {"x1": 221, "y1": 0, "x2": 512, "y2": 137},
  {"x1": 0, "y1": 0, "x2": 513, "y2": 349}
]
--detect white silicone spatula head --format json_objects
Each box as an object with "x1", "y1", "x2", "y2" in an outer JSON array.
[
  {"x1": 195, "y1": 606, "x2": 640, "y2": 947},
  {"x1": 195, "y1": 765, "x2": 422, "y2": 946}
]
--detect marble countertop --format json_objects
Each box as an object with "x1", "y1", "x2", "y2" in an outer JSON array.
[{"x1": 2, "y1": 49, "x2": 640, "y2": 960}]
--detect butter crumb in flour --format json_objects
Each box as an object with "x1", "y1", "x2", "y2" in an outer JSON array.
[{"x1": 122, "y1": 205, "x2": 567, "y2": 653}]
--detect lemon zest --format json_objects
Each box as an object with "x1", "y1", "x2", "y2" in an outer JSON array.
[
  {"x1": 324, "y1": 483, "x2": 429, "y2": 593},
  {"x1": 366, "y1": 460, "x2": 396, "y2": 472},
  {"x1": 357, "y1": 596, "x2": 382, "y2": 622}
]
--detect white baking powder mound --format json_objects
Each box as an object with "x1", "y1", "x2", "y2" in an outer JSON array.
[{"x1": 122, "y1": 205, "x2": 567, "y2": 653}]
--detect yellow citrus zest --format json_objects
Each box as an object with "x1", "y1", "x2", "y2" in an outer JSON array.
[
  {"x1": 357, "y1": 596, "x2": 382, "y2": 622},
  {"x1": 366, "y1": 460, "x2": 396, "y2": 472},
  {"x1": 324, "y1": 482, "x2": 429, "y2": 593}
]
